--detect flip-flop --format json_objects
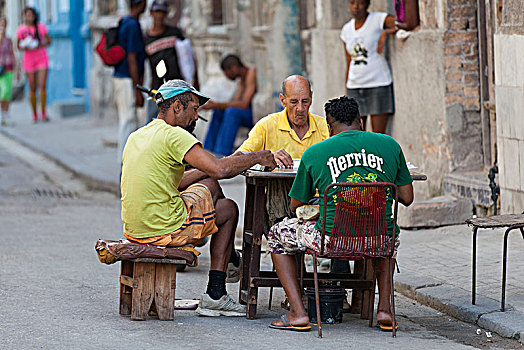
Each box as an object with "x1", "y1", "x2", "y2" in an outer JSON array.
[
  {"x1": 377, "y1": 321, "x2": 398, "y2": 332},
  {"x1": 269, "y1": 315, "x2": 312, "y2": 332}
]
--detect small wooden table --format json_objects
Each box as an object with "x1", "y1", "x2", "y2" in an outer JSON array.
[
  {"x1": 466, "y1": 214, "x2": 524, "y2": 311},
  {"x1": 239, "y1": 169, "x2": 426, "y2": 319}
]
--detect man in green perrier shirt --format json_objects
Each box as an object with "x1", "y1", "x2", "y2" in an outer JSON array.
[{"x1": 267, "y1": 96, "x2": 413, "y2": 332}]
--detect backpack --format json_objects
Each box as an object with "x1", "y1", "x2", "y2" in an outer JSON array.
[{"x1": 95, "y1": 18, "x2": 130, "y2": 67}]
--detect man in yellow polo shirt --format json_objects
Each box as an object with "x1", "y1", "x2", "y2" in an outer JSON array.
[
  {"x1": 235, "y1": 75, "x2": 337, "y2": 310},
  {"x1": 235, "y1": 75, "x2": 329, "y2": 228},
  {"x1": 236, "y1": 75, "x2": 329, "y2": 167}
]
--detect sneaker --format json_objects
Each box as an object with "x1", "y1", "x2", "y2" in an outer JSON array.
[
  {"x1": 195, "y1": 293, "x2": 246, "y2": 317},
  {"x1": 226, "y1": 251, "x2": 241, "y2": 283}
]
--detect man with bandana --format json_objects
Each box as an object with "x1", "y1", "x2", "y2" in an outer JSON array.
[{"x1": 120, "y1": 79, "x2": 277, "y2": 316}]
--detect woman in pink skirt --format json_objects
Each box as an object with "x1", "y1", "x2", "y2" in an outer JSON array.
[{"x1": 16, "y1": 7, "x2": 51, "y2": 122}]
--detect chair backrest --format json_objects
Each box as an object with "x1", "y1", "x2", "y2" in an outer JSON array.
[{"x1": 320, "y1": 182, "x2": 398, "y2": 259}]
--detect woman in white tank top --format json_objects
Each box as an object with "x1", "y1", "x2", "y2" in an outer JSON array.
[{"x1": 340, "y1": 0, "x2": 398, "y2": 134}]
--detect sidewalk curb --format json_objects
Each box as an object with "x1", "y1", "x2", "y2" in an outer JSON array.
[
  {"x1": 395, "y1": 271, "x2": 524, "y2": 343},
  {"x1": 0, "y1": 128, "x2": 119, "y2": 195}
]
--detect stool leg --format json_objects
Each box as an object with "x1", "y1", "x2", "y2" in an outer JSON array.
[
  {"x1": 472, "y1": 227, "x2": 478, "y2": 305},
  {"x1": 155, "y1": 263, "x2": 177, "y2": 320},
  {"x1": 313, "y1": 254, "x2": 322, "y2": 338},
  {"x1": 119, "y1": 260, "x2": 133, "y2": 316},
  {"x1": 132, "y1": 262, "x2": 155, "y2": 320},
  {"x1": 501, "y1": 227, "x2": 512, "y2": 312}
]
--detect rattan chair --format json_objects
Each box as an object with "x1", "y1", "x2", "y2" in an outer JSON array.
[{"x1": 305, "y1": 182, "x2": 399, "y2": 338}]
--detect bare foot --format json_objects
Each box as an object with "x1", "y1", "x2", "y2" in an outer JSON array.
[
  {"x1": 270, "y1": 313, "x2": 309, "y2": 327},
  {"x1": 376, "y1": 310, "x2": 392, "y2": 326}
]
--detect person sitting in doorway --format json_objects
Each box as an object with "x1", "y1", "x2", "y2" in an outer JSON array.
[{"x1": 200, "y1": 54, "x2": 256, "y2": 156}]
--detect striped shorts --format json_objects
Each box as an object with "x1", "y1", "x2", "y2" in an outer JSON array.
[{"x1": 124, "y1": 183, "x2": 218, "y2": 247}]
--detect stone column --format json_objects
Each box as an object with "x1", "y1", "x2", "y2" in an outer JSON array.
[
  {"x1": 267, "y1": 0, "x2": 303, "y2": 108},
  {"x1": 308, "y1": 0, "x2": 350, "y2": 115},
  {"x1": 494, "y1": 0, "x2": 524, "y2": 213}
]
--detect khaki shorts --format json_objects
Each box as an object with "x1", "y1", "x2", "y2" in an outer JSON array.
[{"x1": 124, "y1": 183, "x2": 218, "y2": 247}]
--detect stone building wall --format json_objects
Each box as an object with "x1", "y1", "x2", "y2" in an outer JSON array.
[
  {"x1": 494, "y1": 0, "x2": 524, "y2": 213},
  {"x1": 296, "y1": 0, "x2": 485, "y2": 201},
  {"x1": 88, "y1": 0, "x2": 492, "y2": 204},
  {"x1": 388, "y1": 0, "x2": 484, "y2": 200},
  {"x1": 184, "y1": 0, "x2": 304, "y2": 141}
]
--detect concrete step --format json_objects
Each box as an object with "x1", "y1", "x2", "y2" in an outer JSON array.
[
  {"x1": 399, "y1": 195, "x2": 473, "y2": 229},
  {"x1": 400, "y1": 170, "x2": 497, "y2": 229},
  {"x1": 50, "y1": 98, "x2": 86, "y2": 118},
  {"x1": 443, "y1": 171, "x2": 494, "y2": 208}
]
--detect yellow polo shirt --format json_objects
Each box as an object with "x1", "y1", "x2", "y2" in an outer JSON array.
[{"x1": 236, "y1": 109, "x2": 329, "y2": 158}]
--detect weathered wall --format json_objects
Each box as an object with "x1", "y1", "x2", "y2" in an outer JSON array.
[
  {"x1": 187, "y1": 0, "x2": 305, "y2": 141},
  {"x1": 389, "y1": 30, "x2": 447, "y2": 199},
  {"x1": 87, "y1": 0, "x2": 489, "y2": 205},
  {"x1": 494, "y1": 0, "x2": 524, "y2": 213},
  {"x1": 306, "y1": 0, "x2": 485, "y2": 201},
  {"x1": 389, "y1": 0, "x2": 483, "y2": 200}
]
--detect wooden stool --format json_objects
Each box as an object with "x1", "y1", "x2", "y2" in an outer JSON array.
[{"x1": 119, "y1": 258, "x2": 186, "y2": 320}]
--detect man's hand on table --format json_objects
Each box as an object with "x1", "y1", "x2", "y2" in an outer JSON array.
[
  {"x1": 257, "y1": 150, "x2": 278, "y2": 171},
  {"x1": 272, "y1": 149, "x2": 293, "y2": 168}
]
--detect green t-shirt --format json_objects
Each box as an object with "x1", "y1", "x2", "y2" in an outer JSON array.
[
  {"x1": 289, "y1": 130, "x2": 413, "y2": 236},
  {"x1": 121, "y1": 119, "x2": 199, "y2": 239}
]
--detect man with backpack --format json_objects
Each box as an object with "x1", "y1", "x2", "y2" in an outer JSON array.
[{"x1": 112, "y1": 0, "x2": 146, "y2": 166}]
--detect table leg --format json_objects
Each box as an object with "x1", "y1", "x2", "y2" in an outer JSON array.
[
  {"x1": 361, "y1": 260, "x2": 374, "y2": 320},
  {"x1": 247, "y1": 180, "x2": 266, "y2": 319},
  {"x1": 239, "y1": 181, "x2": 255, "y2": 304},
  {"x1": 351, "y1": 260, "x2": 364, "y2": 314},
  {"x1": 472, "y1": 227, "x2": 478, "y2": 305}
]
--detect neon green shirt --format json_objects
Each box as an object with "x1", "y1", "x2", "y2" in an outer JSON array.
[
  {"x1": 121, "y1": 119, "x2": 199, "y2": 239},
  {"x1": 289, "y1": 130, "x2": 413, "y2": 236}
]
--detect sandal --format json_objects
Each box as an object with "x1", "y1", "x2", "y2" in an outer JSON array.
[
  {"x1": 377, "y1": 321, "x2": 398, "y2": 332},
  {"x1": 269, "y1": 314, "x2": 311, "y2": 332}
]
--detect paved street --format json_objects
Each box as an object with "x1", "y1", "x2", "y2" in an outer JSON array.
[
  {"x1": 2, "y1": 129, "x2": 523, "y2": 349},
  {"x1": 1, "y1": 102, "x2": 524, "y2": 347},
  {"x1": 398, "y1": 225, "x2": 524, "y2": 313}
]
